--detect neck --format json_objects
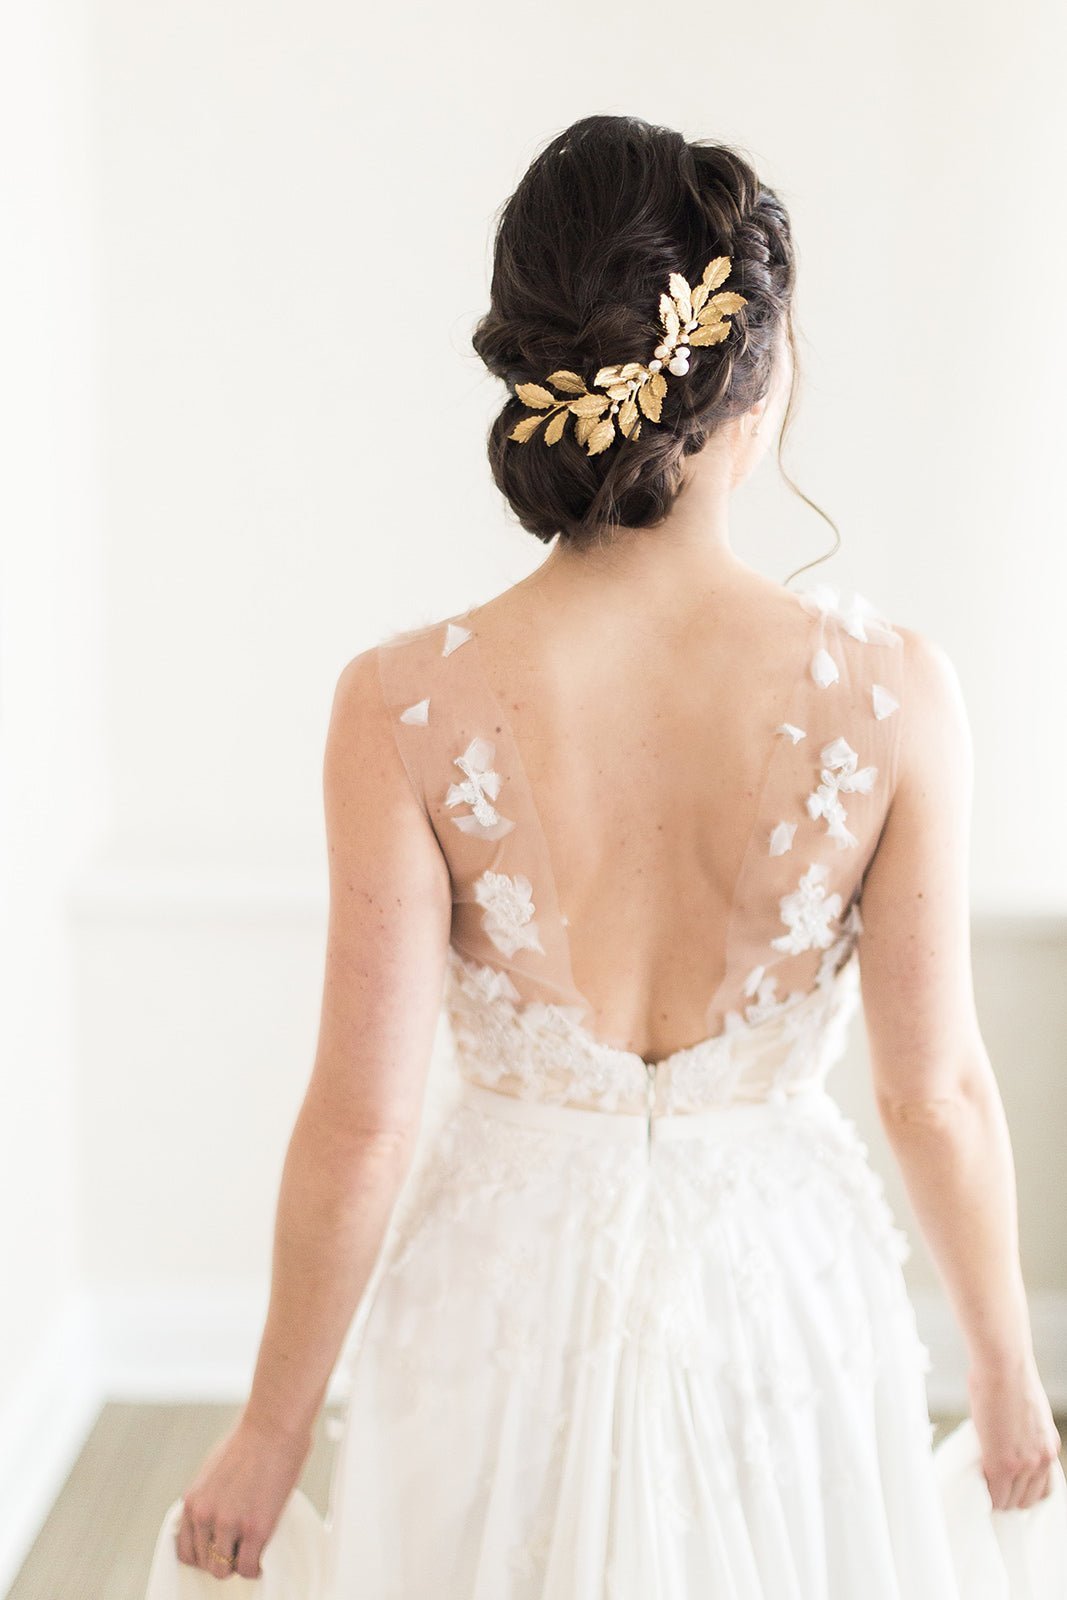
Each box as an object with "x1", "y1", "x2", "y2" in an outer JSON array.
[{"x1": 517, "y1": 445, "x2": 755, "y2": 621}]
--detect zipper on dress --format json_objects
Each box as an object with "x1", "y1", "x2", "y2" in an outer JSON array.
[{"x1": 645, "y1": 1062, "x2": 655, "y2": 1159}]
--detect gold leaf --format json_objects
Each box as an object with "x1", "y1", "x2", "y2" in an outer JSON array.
[
  {"x1": 701, "y1": 256, "x2": 731, "y2": 293},
  {"x1": 668, "y1": 272, "x2": 693, "y2": 324},
  {"x1": 649, "y1": 371, "x2": 667, "y2": 401},
  {"x1": 544, "y1": 408, "x2": 568, "y2": 445},
  {"x1": 638, "y1": 383, "x2": 663, "y2": 423},
  {"x1": 569, "y1": 393, "x2": 610, "y2": 416},
  {"x1": 585, "y1": 417, "x2": 616, "y2": 455},
  {"x1": 593, "y1": 363, "x2": 625, "y2": 386},
  {"x1": 618, "y1": 362, "x2": 644, "y2": 380},
  {"x1": 697, "y1": 303, "x2": 725, "y2": 326},
  {"x1": 575, "y1": 413, "x2": 597, "y2": 446},
  {"x1": 691, "y1": 282, "x2": 710, "y2": 314},
  {"x1": 618, "y1": 396, "x2": 638, "y2": 435},
  {"x1": 688, "y1": 321, "x2": 731, "y2": 346},
  {"x1": 604, "y1": 384, "x2": 631, "y2": 401},
  {"x1": 545, "y1": 369, "x2": 587, "y2": 394},
  {"x1": 508, "y1": 413, "x2": 545, "y2": 443},
  {"x1": 658, "y1": 293, "x2": 680, "y2": 342},
  {"x1": 707, "y1": 291, "x2": 746, "y2": 315},
  {"x1": 515, "y1": 383, "x2": 556, "y2": 409}
]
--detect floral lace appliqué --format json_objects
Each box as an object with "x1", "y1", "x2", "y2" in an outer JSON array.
[
  {"x1": 445, "y1": 736, "x2": 515, "y2": 838},
  {"x1": 805, "y1": 735, "x2": 878, "y2": 850},
  {"x1": 473, "y1": 869, "x2": 545, "y2": 958},
  {"x1": 771, "y1": 862, "x2": 843, "y2": 955}
]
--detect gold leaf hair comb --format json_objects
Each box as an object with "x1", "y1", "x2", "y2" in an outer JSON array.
[{"x1": 506, "y1": 256, "x2": 746, "y2": 458}]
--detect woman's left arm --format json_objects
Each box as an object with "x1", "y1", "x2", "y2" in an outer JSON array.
[{"x1": 178, "y1": 646, "x2": 452, "y2": 1579}]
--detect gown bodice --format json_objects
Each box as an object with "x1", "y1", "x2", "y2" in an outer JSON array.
[{"x1": 375, "y1": 582, "x2": 906, "y2": 1117}]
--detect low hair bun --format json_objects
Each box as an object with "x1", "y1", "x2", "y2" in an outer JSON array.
[{"x1": 471, "y1": 114, "x2": 797, "y2": 547}]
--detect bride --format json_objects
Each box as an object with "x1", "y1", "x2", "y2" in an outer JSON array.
[{"x1": 150, "y1": 114, "x2": 1063, "y2": 1596}]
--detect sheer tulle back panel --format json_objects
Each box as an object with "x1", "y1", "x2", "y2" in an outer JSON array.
[{"x1": 375, "y1": 586, "x2": 904, "y2": 1059}]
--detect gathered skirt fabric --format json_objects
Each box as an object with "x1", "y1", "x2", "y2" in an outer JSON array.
[{"x1": 322, "y1": 1077, "x2": 972, "y2": 1599}]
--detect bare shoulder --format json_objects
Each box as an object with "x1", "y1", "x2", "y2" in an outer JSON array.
[
  {"x1": 856, "y1": 613, "x2": 983, "y2": 1091},
  {"x1": 325, "y1": 645, "x2": 390, "y2": 778},
  {"x1": 306, "y1": 641, "x2": 452, "y2": 1145},
  {"x1": 891, "y1": 619, "x2": 972, "y2": 789},
  {"x1": 322, "y1": 645, "x2": 427, "y2": 845}
]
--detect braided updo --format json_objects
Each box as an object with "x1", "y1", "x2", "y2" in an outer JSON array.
[{"x1": 471, "y1": 114, "x2": 799, "y2": 547}]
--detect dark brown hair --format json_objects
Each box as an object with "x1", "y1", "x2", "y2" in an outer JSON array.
[{"x1": 472, "y1": 114, "x2": 837, "y2": 570}]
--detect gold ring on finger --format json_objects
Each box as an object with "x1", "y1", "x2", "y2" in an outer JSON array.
[{"x1": 207, "y1": 1538, "x2": 236, "y2": 1569}]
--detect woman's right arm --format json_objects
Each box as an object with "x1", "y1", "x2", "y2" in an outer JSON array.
[{"x1": 856, "y1": 624, "x2": 1061, "y2": 1511}]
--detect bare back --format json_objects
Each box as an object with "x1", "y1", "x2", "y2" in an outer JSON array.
[{"x1": 375, "y1": 573, "x2": 905, "y2": 1090}]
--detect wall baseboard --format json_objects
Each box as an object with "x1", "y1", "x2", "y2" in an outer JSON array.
[
  {"x1": 92, "y1": 1282, "x2": 1067, "y2": 1416},
  {"x1": 0, "y1": 1294, "x2": 101, "y2": 1600},
  {"x1": 913, "y1": 1288, "x2": 1067, "y2": 1416},
  {"x1": 3, "y1": 1287, "x2": 1064, "y2": 1593}
]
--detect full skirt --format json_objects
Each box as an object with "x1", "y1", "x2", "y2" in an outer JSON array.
[
  {"x1": 323, "y1": 1078, "x2": 978, "y2": 1598},
  {"x1": 142, "y1": 1074, "x2": 1067, "y2": 1599}
]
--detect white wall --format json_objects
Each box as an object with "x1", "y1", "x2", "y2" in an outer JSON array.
[
  {"x1": 0, "y1": 0, "x2": 107, "y2": 1584},
  {"x1": 4, "y1": 0, "x2": 1066, "y2": 1583},
  {"x1": 83, "y1": 0, "x2": 1067, "y2": 908}
]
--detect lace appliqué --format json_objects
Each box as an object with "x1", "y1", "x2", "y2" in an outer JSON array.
[
  {"x1": 446, "y1": 947, "x2": 648, "y2": 1112},
  {"x1": 805, "y1": 735, "x2": 878, "y2": 850},
  {"x1": 771, "y1": 862, "x2": 843, "y2": 955},
  {"x1": 445, "y1": 942, "x2": 862, "y2": 1115},
  {"x1": 473, "y1": 869, "x2": 545, "y2": 957},
  {"x1": 445, "y1": 736, "x2": 515, "y2": 838}
]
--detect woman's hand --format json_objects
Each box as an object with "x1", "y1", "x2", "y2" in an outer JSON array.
[
  {"x1": 967, "y1": 1353, "x2": 1062, "y2": 1510},
  {"x1": 176, "y1": 1411, "x2": 313, "y2": 1580}
]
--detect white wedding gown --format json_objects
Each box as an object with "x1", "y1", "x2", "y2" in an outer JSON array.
[{"x1": 143, "y1": 583, "x2": 1067, "y2": 1599}]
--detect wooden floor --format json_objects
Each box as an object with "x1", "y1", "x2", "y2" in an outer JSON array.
[
  {"x1": 6, "y1": 1403, "x2": 336, "y2": 1600},
  {"x1": 6, "y1": 1405, "x2": 1064, "y2": 1599}
]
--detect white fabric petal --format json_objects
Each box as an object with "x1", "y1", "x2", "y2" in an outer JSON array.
[
  {"x1": 742, "y1": 963, "x2": 766, "y2": 997},
  {"x1": 399, "y1": 697, "x2": 430, "y2": 725},
  {"x1": 449, "y1": 812, "x2": 515, "y2": 839},
  {"x1": 796, "y1": 581, "x2": 840, "y2": 618},
  {"x1": 872, "y1": 682, "x2": 899, "y2": 720},
  {"x1": 769, "y1": 820, "x2": 797, "y2": 856},
  {"x1": 838, "y1": 763, "x2": 878, "y2": 795},
  {"x1": 776, "y1": 721, "x2": 807, "y2": 743},
  {"x1": 847, "y1": 590, "x2": 902, "y2": 645},
  {"x1": 820, "y1": 735, "x2": 858, "y2": 772},
  {"x1": 811, "y1": 647, "x2": 840, "y2": 687},
  {"x1": 827, "y1": 817, "x2": 859, "y2": 850},
  {"x1": 442, "y1": 621, "x2": 472, "y2": 656}
]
